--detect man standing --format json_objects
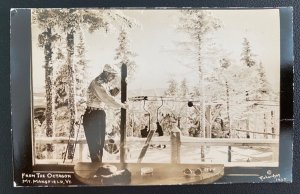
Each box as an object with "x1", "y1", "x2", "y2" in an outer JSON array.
[{"x1": 83, "y1": 64, "x2": 127, "y2": 163}]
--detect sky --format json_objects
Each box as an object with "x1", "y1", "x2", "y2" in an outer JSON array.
[{"x1": 32, "y1": 9, "x2": 280, "y2": 94}]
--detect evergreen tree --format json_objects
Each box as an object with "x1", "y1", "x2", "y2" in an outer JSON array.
[
  {"x1": 180, "y1": 78, "x2": 189, "y2": 97},
  {"x1": 54, "y1": 46, "x2": 70, "y2": 137},
  {"x1": 165, "y1": 79, "x2": 178, "y2": 96},
  {"x1": 241, "y1": 38, "x2": 256, "y2": 68},
  {"x1": 54, "y1": 46, "x2": 68, "y2": 109},
  {"x1": 257, "y1": 61, "x2": 271, "y2": 97},
  {"x1": 53, "y1": 9, "x2": 136, "y2": 138},
  {"x1": 178, "y1": 10, "x2": 220, "y2": 136},
  {"x1": 75, "y1": 31, "x2": 88, "y2": 119},
  {"x1": 191, "y1": 86, "x2": 201, "y2": 98},
  {"x1": 114, "y1": 29, "x2": 137, "y2": 80},
  {"x1": 219, "y1": 58, "x2": 232, "y2": 136},
  {"x1": 33, "y1": 9, "x2": 61, "y2": 137}
]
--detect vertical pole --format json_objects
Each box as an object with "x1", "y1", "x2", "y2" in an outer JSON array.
[
  {"x1": 272, "y1": 144, "x2": 279, "y2": 162},
  {"x1": 264, "y1": 113, "x2": 267, "y2": 139},
  {"x1": 253, "y1": 114, "x2": 256, "y2": 139},
  {"x1": 131, "y1": 113, "x2": 134, "y2": 137},
  {"x1": 79, "y1": 143, "x2": 83, "y2": 161},
  {"x1": 225, "y1": 80, "x2": 232, "y2": 162},
  {"x1": 271, "y1": 111, "x2": 275, "y2": 139},
  {"x1": 246, "y1": 117, "x2": 250, "y2": 139},
  {"x1": 120, "y1": 63, "x2": 127, "y2": 168},
  {"x1": 205, "y1": 105, "x2": 211, "y2": 138},
  {"x1": 171, "y1": 131, "x2": 181, "y2": 164}
]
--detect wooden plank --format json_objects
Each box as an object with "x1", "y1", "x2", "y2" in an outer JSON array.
[
  {"x1": 181, "y1": 141, "x2": 278, "y2": 147},
  {"x1": 137, "y1": 129, "x2": 156, "y2": 163},
  {"x1": 235, "y1": 129, "x2": 279, "y2": 136},
  {"x1": 74, "y1": 162, "x2": 224, "y2": 185},
  {"x1": 171, "y1": 131, "x2": 181, "y2": 163}
]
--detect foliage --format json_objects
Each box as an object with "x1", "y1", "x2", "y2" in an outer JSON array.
[
  {"x1": 241, "y1": 38, "x2": 256, "y2": 68},
  {"x1": 114, "y1": 29, "x2": 137, "y2": 80}
]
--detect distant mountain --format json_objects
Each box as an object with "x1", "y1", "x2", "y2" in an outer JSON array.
[
  {"x1": 128, "y1": 88, "x2": 166, "y2": 98},
  {"x1": 33, "y1": 88, "x2": 167, "y2": 107},
  {"x1": 33, "y1": 92, "x2": 45, "y2": 107}
]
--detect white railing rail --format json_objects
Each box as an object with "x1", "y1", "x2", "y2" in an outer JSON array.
[{"x1": 35, "y1": 134, "x2": 279, "y2": 165}]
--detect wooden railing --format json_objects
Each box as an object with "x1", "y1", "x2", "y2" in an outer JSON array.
[{"x1": 35, "y1": 133, "x2": 279, "y2": 166}]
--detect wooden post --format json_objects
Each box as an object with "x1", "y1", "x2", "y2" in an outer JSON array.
[
  {"x1": 253, "y1": 114, "x2": 256, "y2": 139},
  {"x1": 246, "y1": 118, "x2": 250, "y2": 139},
  {"x1": 272, "y1": 144, "x2": 279, "y2": 162},
  {"x1": 79, "y1": 143, "x2": 83, "y2": 161},
  {"x1": 120, "y1": 63, "x2": 127, "y2": 168},
  {"x1": 228, "y1": 146, "x2": 231, "y2": 162},
  {"x1": 205, "y1": 105, "x2": 211, "y2": 138},
  {"x1": 131, "y1": 113, "x2": 134, "y2": 137},
  {"x1": 171, "y1": 131, "x2": 181, "y2": 164},
  {"x1": 201, "y1": 146, "x2": 205, "y2": 162},
  {"x1": 264, "y1": 113, "x2": 268, "y2": 139},
  {"x1": 271, "y1": 111, "x2": 275, "y2": 139}
]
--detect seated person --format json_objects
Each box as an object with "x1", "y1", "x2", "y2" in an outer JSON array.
[
  {"x1": 155, "y1": 122, "x2": 164, "y2": 136},
  {"x1": 141, "y1": 126, "x2": 149, "y2": 138}
]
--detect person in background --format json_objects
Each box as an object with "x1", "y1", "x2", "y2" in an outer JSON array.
[
  {"x1": 155, "y1": 122, "x2": 166, "y2": 149},
  {"x1": 83, "y1": 64, "x2": 127, "y2": 163},
  {"x1": 141, "y1": 126, "x2": 149, "y2": 138},
  {"x1": 155, "y1": 122, "x2": 164, "y2": 136}
]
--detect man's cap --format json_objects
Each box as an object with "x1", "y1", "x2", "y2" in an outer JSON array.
[{"x1": 103, "y1": 64, "x2": 120, "y2": 75}]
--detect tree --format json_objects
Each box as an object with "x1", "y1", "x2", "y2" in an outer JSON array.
[
  {"x1": 75, "y1": 31, "x2": 88, "y2": 119},
  {"x1": 178, "y1": 10, "x2": 221, "y2": 137},
  {"x1": 54, "y1": 47, "x2": 69, "y2": 110},
  {"x1": 189, "y1": 86, "x2": 201, "y2": 99},
  {"x1": 257, "y1": 62, "x2": 272, "y2": 98},
  {"x1": 219, "y1": 58, "x2": 232, "y2": 137},
  {"x1": 33, "y1": 9, "x2": 61, "y2": 137},
  {"x1": 241, "y1": 38, "x2": 256, "y2": 68},
  {"x1": 180, "y1": 78, "x2": 189, "y2": 97},
  {"x1": 114, "y1": 29, "x2": 137, "y2": 80},
  {"x1": 165, "y1": 79, "x2": 178, "y2": 96},
  {"x1": 53, "y1": 9, "x2": 136, "y2": 138},
  {"x1": 33, "y1": 9, "x2": 137, "y2": 162}
]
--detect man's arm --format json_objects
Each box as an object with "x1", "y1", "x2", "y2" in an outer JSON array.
[{"x1": 91, "y1": 80, "x2": 126, "y2": 109}]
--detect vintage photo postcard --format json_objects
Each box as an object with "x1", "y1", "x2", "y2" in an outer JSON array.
[{"x1": 10, "y1": 8, "x2": 293, "y2": 186}]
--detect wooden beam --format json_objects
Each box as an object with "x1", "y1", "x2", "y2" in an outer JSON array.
[
  {"x1": 120, "y1": 63, "x2": 127, "y2": 168},
  {"x1": 35, "y1": 137, "x2": 279, "y2": 147},
  {"x1": 235, "y1": 129, "x2": 279, "y2": 136}
]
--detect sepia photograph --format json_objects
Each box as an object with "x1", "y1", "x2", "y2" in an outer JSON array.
[{"x1": 11, "y1": 8, "x2": 293, "y2": 186}]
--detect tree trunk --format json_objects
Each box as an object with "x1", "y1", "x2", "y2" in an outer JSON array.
[
  {"x1": 225, "y1": 80, "x2": 231, "y2": 162},
  {"x1": 197, "y1": 35, "x2": 205, "y2": 162},
  {"x1": 197, "y1": 35, "x2": 205, "y2": 138},
  {"x1": 44, "y1": 27, "x2": 54, "y2": 137},
  {"x1": 225, "y1": 80, "x2": 231, "y2": 137},
  {"x1": 67, "y1": 30, "x2": 76, "y2": 139}
]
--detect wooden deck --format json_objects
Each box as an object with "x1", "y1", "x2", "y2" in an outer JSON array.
[{"x1": 74, "y1": 162, "x2": 224, "y2": 185}]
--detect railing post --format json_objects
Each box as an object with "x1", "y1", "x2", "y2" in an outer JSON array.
[
  {"x1": 264, "y1": 113, "x2": 268, "y2": 139},
  {"x1": 271, "y1": 111, "x2": 275, "y2": 139},
  {"x1": 228, "y1": 146, "x2": 231, "y2": 162},
  {"x1": 272, "y1": 144, "x2": 279, "y2": 162},
  {"x1": 120, "y1": 63, "x2": 127, "y2": 169},
  {"x1": 79, "y1": 143, "x2": 83, "y2": 161},
  {"x1": 246, "y1": 118, "x2": 250, "y2": 139},
  {"x1": 171, "y1": 130, "x2": 181, "y2": 164},
  {"x1": 205, "y1": 105, "x2": 211, "y2": 138}
]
